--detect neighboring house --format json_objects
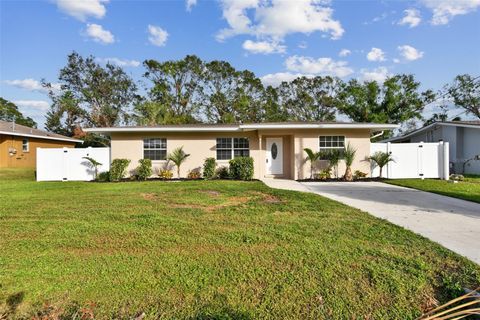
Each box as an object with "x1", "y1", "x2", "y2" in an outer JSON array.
[
  {"x1": 84, "y1": 122, "x2": 398, "y2": 180},
  {"x1": 385, "y1": 121, "x2": 480, "y2": 174},
  {"x1": 0, "y1": 120, "x2": 82, "y2": 168}
]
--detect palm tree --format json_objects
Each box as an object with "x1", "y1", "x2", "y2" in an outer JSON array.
[
  {"x1": 82, "y1": 156, "x2": 102, "y2": 180},
  {"x1": 368, "y1": 151, "x2": 395, "y2": 178},
  {"x1": 167, "y1": 146, "x2": 190, "y2": 178},
  {"x1": 304, "y1": 148, "x2": 320, "y2": 179},
  {"x1": 343, "y1": 143, "x2": 357, "y2": 181},
  {"x1": 327, "y1": 149, "x2": 341, "y2": 179}
]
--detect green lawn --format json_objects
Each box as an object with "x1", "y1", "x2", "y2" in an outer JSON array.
[
  {"x1": 386, "y1": 175, "x2": 480, "y2": 204},
  {"x1": 1, "y1": 169, "x2": 479, "y2": 319}
]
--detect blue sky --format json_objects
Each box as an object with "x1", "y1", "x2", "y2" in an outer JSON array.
[{"x1": 1, "y1": 0, "x2": 479, "y2": 128}]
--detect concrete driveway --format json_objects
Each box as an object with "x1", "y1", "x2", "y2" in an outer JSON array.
[{"x1": 262, "y1": 179, "x2": 480, "y2": 264}]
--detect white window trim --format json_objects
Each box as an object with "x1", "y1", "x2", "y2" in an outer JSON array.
[
  {"x1": 143, "y1": 138, "x2": 167, "y2": 161},
  {"x1": 216, "y1": 137, "x2": 250, "y2": 160},
  {"x1": 318, "y1": 135, "x2": 346, "y2": 151},
  {"x1": 22, "y1": 138, "x2": 29, "y2": 152}
]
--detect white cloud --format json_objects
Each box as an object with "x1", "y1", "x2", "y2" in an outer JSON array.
[
  {"x1": 398, "y1": 45, "x2": 424, "y2": 61},
  {"x1": 339, "y1": 49, "x2": 351, "y2": 57},
  {"x1": 95, "y1": 57, "x2": 141, "y2": 67},
  {"x1": 148, "y1": 25, "x2": 169, "y2": 47},
  {"x1": 217, "y1": 0, "x2": 344, "y2": 42},
  {"x1": 242, "y1": 39, "x2": 286, "y2": 54},
  {"x1": 13, "y1": 100, "x2": 50, "y2": 111},
  {"x1": 421, "y1": 0, "x2": 480, "y2": 25},
  {"x1": 186, "y1": 0, "x2": 197, "y2": 11},
  {"x1": 4, "y1": 79, "x2": 61, "y2": 93},
  {"x1": 85, "y1": 23, "x2": 115, "y2": 44},
  {"x1": 260, "y1": 72, "x2": 313, "y2": 87},
  {"x1": 398, "y1": 8, "x2": 421, "y2": 27},
  {"x1": 55, "y1": 0, "x2": 108, "y2": 21},
  {"x1": 360, "y1": 67, "x2": 389, "y2": 83},
  {"x1": 285, "y1": 55, "x2": 354, "y2": 78},
  {"x1": 366, "y1": 47, "x2": 386, "y2": 62}
]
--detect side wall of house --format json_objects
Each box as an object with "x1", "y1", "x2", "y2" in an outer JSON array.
[
  {"x1": 462, "y1": 128, "x2": 480, "y2": 174},
  {"x1": 0, "y1": 134, "x2": 76, "y2": 168}
]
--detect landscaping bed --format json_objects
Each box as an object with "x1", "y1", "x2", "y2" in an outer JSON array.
[{"x1": 1, "y1": 169, "x2": 479, "y2": 319}]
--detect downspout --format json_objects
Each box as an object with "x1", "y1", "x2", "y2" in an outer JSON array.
[{"x1": 370, "y1": 131, "x2": 384, "y2": 141}]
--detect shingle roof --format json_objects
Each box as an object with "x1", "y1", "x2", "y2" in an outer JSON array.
[{"x1": 0, "y1": 120, "x2": 82, "y2": 143}]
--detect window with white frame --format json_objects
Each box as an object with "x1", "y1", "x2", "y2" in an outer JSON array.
[
  {"x1": 143, "y1": 138, "x2": 167, "y2": 160},
  {"x1": 319, "y1": 136, "x2": 345, "y2": 158},
  {"x1": 216, "y1": 138, "x2": 249, "y2": 160},
  {"x1": 22, "y1": 138, "x2": 29, "y2": 152}
]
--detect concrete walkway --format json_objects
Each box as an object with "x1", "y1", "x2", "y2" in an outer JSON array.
[{"x1": 262, "y1": 179, "x2": 480, "y2": 264}]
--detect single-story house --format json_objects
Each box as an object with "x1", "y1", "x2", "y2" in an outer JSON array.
[
  {"x1": 84, "y1": 122, "x2": 398, "y2": 180},
  {"x1": 384, "y1": 121, "x2": 480, "y2": 174},
  {"x1": 0, "y1": 120, "x2": 82, "y2": 168}
]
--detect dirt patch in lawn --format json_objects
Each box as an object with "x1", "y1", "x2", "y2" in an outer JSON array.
[
  {"x1": 249, "y1": 191, "x2": 283, "y2": 204},
  {"x1": 140, "y1": 192, "x2": 251, "y2": 212}
]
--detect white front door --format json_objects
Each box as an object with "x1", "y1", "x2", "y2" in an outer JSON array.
[{"x1": 266, "y1": 138, "x2": 283, "y2": 175}]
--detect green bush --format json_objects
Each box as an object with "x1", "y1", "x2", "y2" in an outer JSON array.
[
  {"x1": 216, "y1": 166, "x2": 230, "y2": 179},
  {"x1": 354, "y1": 170, "x2": 368, "y2": 179},
  {"x1": 96, "y1": 171, "x2": 110, "y2": 182},
  {"x1": 314, "y1": 168, "x2": 331, "y2": 180},
  {"x1": 136, "y1": 159, "x2": 152, "y2": 181},
  {"x1": 203, "y1": 157, "x2": 216, "y2": 179},
  {"x1": 229, "y1": 157, "x2": 254, "y2": 180},
  {"x1": 109, "y1": 159, "x2": 131, "y2": 181},
  {"x1": 158, "y1": 169, "x2": 173, "y2": 180}
]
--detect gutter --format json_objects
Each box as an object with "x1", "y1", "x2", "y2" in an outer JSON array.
[{"x1": 0, "y1": 130, "x2": 82, "y2": 143}]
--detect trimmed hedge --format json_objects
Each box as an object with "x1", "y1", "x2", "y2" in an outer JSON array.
[
  {"x1": 136, "y1": 159, "x2": 152, "y2": 181},
  {"x1": 109, "y1": 159, "x2": 131, "y2": 181},
  {"x1": 229, "y1": 157, "x2": 254, "y2": 180},
  {"x1": 203, "y1": 157, "x2": 216, "y2": 179}
]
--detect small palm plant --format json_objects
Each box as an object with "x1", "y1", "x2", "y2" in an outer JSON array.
[
  {"x1": 343, "y1": 143, "x2": 357, "y2": 181},
  {"x1": 304, "y1": 148, "x2": 321, "y2": 179},
  {"x1": 368, "y1": 151, "x2": 395, "y2": 178},
  {"x1": 82, "y1": 156, "x2": 102, "y2": 180},
  {"x1": 327, "y1": 149, "x2": 341, "y2": 179},
  {"x1": 168, "y1": 146, "x2": 190, "y2": 178}
]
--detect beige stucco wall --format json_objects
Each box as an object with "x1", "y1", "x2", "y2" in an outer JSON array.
[{"x1": 110, "y1": 128, "x2": 372, "y2": 180}]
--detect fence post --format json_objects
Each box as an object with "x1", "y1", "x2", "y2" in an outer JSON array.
[
  {"x1": 443, "y1": 142, "x2": 450, "y2": 180},
  {"x1": 386, "y1": 142, "x2": 391, "y2": 179}
]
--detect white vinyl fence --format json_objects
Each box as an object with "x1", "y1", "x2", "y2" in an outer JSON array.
[
  {"x1": 36, "y1": 147, "x2": 110, "y2": 181},
  {"x1": 371, "y1": 142, "x2": 449, "y2": 180}
]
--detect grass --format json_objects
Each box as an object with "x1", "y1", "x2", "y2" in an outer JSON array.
[
  {"x1": 386, "y1": 175, "x2": 480, "y2": 204},
  {"x1": 1, "y1": 168, "x2": 479, "y2": 319}
]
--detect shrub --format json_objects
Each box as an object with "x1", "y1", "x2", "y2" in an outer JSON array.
[
  {"x1": 136, "y1": 159, "x2": 152, "y2": 181},
  {"x1": 158, "y1": 169, "x2": 173, "y2": 180},
  {"x1": 216, "y1": 166, "x2": 230, "y2": 179},
  {"x1": 82, "y1": 156, "x2": 102, "y2": 180},
  {"x1": 96, "y1": 171, "x2": 110, "y2": 182},
  {"x1": 353, "y1": 170, "x2": 368, "y2": 179},
  {"x1": 187, "y1": 170, "x2": 202, "y2": 180},
  {"x1": 203, "y1": 157, "x2": 216, "y2": 179},
  {"x1": 167, "y1": 146, "x2": 190, "y2": 178},
  {"x1": 109, "y1": 159, "x2": 131, "y2": 181},
  {"x1": 229, "y1": 157, "x2": 254, "y2": 180},
  {"x1": 314, "y1": 168, "x2": 331, "y2": 180}
]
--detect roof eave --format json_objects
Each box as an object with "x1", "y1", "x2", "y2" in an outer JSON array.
[{"x1": 0, "y1": 130, "x2": 82, "y2": 143}]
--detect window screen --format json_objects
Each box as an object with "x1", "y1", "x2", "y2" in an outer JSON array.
[{"x1": 143, "y1": 138, "x2": 167, "y2": 160}]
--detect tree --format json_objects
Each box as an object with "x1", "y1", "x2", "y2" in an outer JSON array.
[
  {"x1": 304, "y1": 148, "x2": 321, "y2": 179},
  {"x1": 132, "y1": 100, "x2": 168, "y2": 126},
  {"x1": 0, "y1": 98, "x2": 37, "y2": 128},
  {"x1": 43, "y1": 51, "x2": 138, "y2": 131},
  {"x1": 82, "y1": 156, "x2": 102, "y2": 180},
  {"x1": 448, "y1": 74, "x2": 480, "y2": 119},
  {"x1": 262, "y1": 86, "x2": 289, "y2": 122},
  {"x1": 277, "y1": 76, "x2": 340, "y2": 121},
  {"x1": 326, "y1": 149, "x2": 342, "y2": 179},
  {"x1": 338, "y1": 75, "x2": 435, "y2": 134},
  {"x1": 167, "y1": 146, "x2": 190, "y2": 178},
  {"x1": 368, "y1": 151, "x2": 395, "y2": 178},
  {"x1": 343, "y1": 143, "x2": 356, "y2": 181},
  {"x1": 144, "y1": 55, "x2": 203, "y2": 123},
  {"x1": 44, "y1": 91, "x2": 84, "y2": 137}
]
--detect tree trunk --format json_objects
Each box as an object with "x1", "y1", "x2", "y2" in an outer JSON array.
[
  {"x1": 379, "y1": 166, "x2": 383, "y2": 179},
  {"x1": 177, "y1": 166, "x2": 181, "y2": 179},
  {"x1": 344, "y1": 166, "x2": 353, "y2": 181}
]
